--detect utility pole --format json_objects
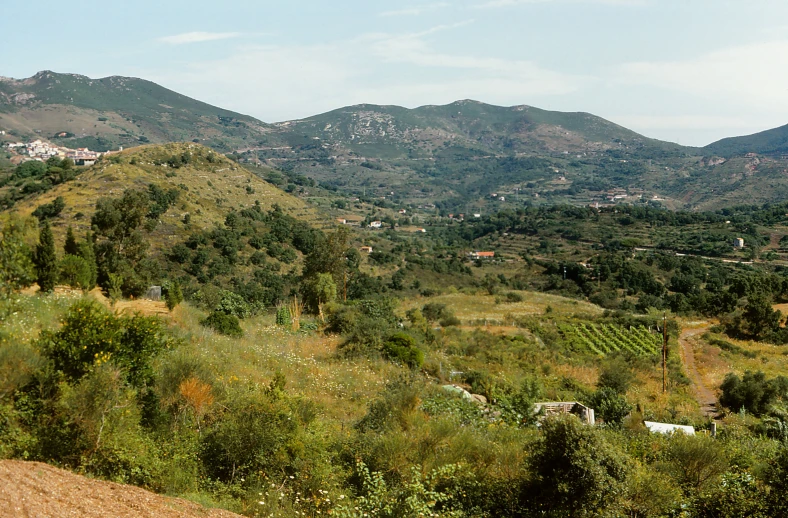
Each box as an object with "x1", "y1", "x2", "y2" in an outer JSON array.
[{"x1": 662, "y1": 313, "x2": 668, "y2": 394}]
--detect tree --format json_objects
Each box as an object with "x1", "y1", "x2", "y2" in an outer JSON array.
[
  {"x1": 64, "y1": 226, "x2": 79, "y2": 256},
  {"x1": 527, "y1": 415, "x2": 630, "y2": 516},
  {"x1": 59, "y1": 254, "x2": 92, "y2": 290},
  {"x1": 303, "y1": 227, "x2": 351, "y2": 286},
  {"x1": 78, "y1": 231, "x2": 98, "y2": 290},
  {"x1": 165, "y1": 281, "x2": 183, "y2": 311},
  {"x1": 34, "y1": 221, "x2": 58, "y2": 293},
  {"x1": 0, "y1": 217, "x2": 35, "y2": 301},
  {"x1": 92, "y1": 189, "x2": 151, "y2": 295},
  {"x1": 304, "y1": 273, "x2": 337, "y2": 318}
]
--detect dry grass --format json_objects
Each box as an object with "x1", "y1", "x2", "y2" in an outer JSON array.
[
  {"x1": 8, "y1": 143, "x2": 324, "y2": 251},
  {"x1": 168, "y1": 305, "x2": 400, "y2": 425},
  {"x1": 400, "y1": 290, "x2": 604, "y2": 325}
]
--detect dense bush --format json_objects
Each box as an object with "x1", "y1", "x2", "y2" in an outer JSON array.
[
  {"x1": 200, "y1": 311, "x2": 243, "y2": 337},
  {"x1": 36, "y1": 298, "x2": 175, "y2": 386},
  {"x1": 719, "y1": 370, "x2": 788, "y2": 415},
  {"x1": 59, "y1": 254, "x2": 93, "y2": 290},
  {"x1": 382, "y1": 333, "x2": 424, "y2": 369}
]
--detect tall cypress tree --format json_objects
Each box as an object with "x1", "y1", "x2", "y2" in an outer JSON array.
[
  {"x1": 64, "y1": 226, "x2": 79, "y2": 256},
  {"x1": 79, "y1": 231, "x2": 98, "y2": 290},
  {"x1": 34, "y1": 221, "x2": 58, "y2": 293}
]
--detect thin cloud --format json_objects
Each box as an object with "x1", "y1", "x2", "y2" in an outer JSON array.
[
  {"x1": 379, "y1": 2, "x2": 450, "y2": 17},
  {"x1": 151, "y1": 27, "x2": 588, "y2": 123},
  {"x1": 474, "y1": 0, "x2": 645, "y2": 8},
  {"x1": 616, "y1": 40, "x2": 788, "y2": 111},
  {"x1": 158, "y1": 32, "x2": 242, "y2": 45}
]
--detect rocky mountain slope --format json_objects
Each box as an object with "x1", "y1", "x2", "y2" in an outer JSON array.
[{"x1": 5, "y1": 71, "x2": 788, "y2": 211}]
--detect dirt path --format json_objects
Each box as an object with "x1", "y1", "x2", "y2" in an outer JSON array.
[{"x1": 678, "y1": 325, "x2": 717, "y2": 417}]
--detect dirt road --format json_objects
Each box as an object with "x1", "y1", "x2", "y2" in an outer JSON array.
[{"x1": 678, "y1": 325, "x2": 717, "y2": 417}]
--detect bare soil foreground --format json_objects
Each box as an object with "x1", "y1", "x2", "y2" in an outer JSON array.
[{"x1": 0, "y1": 460, "x2": 241, "y2": 518}]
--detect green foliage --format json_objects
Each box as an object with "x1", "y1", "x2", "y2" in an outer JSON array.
[
  {"x1": 0, "y1": 217, "x2": 35, "y2": 301},
  {"x1": 719, "y1": 370, "x2": 788, "y2": 416},
  {"x1": 164, "y1": 281, "x2": 183, "y2": 311},
  {"x1": 57, "y1": 362, "x2": 159, "y2": 486},
  {"x1": 36, "y1": 298, "x2": 173, "y2": 386},
  {"x1": 59, "y1": 254, "x2": 93, "y2": 290},
  {"x1": 382, "y1": 333, "x2": 424, "y2": 369},
  {"x1": 329, "y1": 299, "x2": 399, "y2": 352},
  {"x1": 108, "y1": 273, "x2": 123, "y2": 305},
  {"x1": 33, "y1": 221, "x2": 58, "y2": 292},
  {"x1": 92, "y1": 188, "x2": 151, "y2": 296},
  {"x1": 302, "y1": 272, "x2": 337, "y2": 313},
  {"x1": 32, "y1": 196, "x2": 65, "y2": 221},
  {"x1": 527, "y1": 415, "x2": 630, "y2": 516},
  {"x1": 764, "y1": 446, "x2": 788, "y2": 515},
  {"x1": 334, "y1": 459, "x2": 466, "y2": 518},
  {"x1": 200, "y1": 311, "x2": 243, "y2": 337},
  {"x1": 276, "y1": 305, "x2": 291, "y2": 326},
  {"x1": 214, "y1": 290, "x2": 251, "y2": 319},
  {"x1": 663, "y1": 433, "x2": 728, "y2": 491},
  {"x1": 63, "y1": 226, "x2": 79, "y2": 256},
  {"x1": 422, "y1": 302, "x2": 449, "y2": 323},
  {"x1": 693, "y1": 470, "x2": 767, "y2": 518},
  {"x1": 588, "y1": 387, "x2": 632, "y2": 426},
  {"x1": 199, "y1": 383, "x2": 305, "y2": 483},
  {"x1": 597, "y1": 356, "x2": 634, "y2": 394}
]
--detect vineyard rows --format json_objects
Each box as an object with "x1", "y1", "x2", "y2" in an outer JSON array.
[{"x1": 558, "y1": 323, "x2": 661, "y2": 357}]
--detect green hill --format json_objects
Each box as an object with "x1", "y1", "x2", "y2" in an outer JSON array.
[
  {"x1": 0, "y1": 71, "x2": 274, "y2": 152},
  {"x1": 703, "y1": 123, "x2": 788, "y2": 158},
  {"x1": 9, "y1": 142, "x2": 321, "y2": 251},
  {"x1": 8, "y1": 71, "x2": 788, "y2": 211}
]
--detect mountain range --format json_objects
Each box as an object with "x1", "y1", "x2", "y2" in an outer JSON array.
[{"x1": 3, "y1": 70, "x2": 788, "y2": 211}]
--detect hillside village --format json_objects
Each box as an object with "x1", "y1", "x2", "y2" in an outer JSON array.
[{"x1": 5, "y1": 138, "x2": 102, "y2": 165}]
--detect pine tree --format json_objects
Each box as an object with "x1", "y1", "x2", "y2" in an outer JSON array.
[
  {"x1": 34, "y1": 221, "x2": 58, "y2": 293},
  {"x1": 64, "y1": 226, "x2": 79, "y2": 256},
  {"x1": 78, "y1": 231, "x2": 98, "y2": 290},
  {"x1": 165, "y1": 280, "x2": 183, "y2": 311}
]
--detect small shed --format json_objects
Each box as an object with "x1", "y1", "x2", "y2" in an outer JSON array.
[
  {"x1": 144, "y1": 286, "x2": 162, "y2": 301},
  {"x1": 733, "y1": 237, "x2": 745, "y2": 248},
  {"x1": 533, "y1": 402, "x2": 595, "y2": 425}
]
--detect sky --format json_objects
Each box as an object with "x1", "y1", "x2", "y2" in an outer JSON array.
[{"x1": 2, "y1": 0, "x2": 788, "y2": 146}]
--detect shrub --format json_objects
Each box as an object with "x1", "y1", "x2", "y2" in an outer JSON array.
[
  {"x1": 505, "y1": 291, "x2": 524, "y2": 302},
  {"x1": 589, "y1": 387, "x2": 632, "y2": 426},
  {"x1": 275, "y1": 305, "x2": 291, "y2": 326},
  {"x1": 527, "y1": 415, "x2": 630, "y2": 515},
  {"x1": 382, "y1": 332, "x2": 424, "y2": 369},
  {"x1": 59, "y1": 254, "x2": 92, "y2": 290},
  {"x1": 719, "y1": 370, "x2": 788, "y2": 416},
  {"x1": 164, "y1": 281, "x2": 183, "y2": 311},
  {"x1": 200, "y1": 311, "x2": 243, "y2": 337},
  {"x1": 439, "y1": 314, "x2": 461, "y2": 327},
  {"x1": 422, "y1": 302, "x2": 449, "y2": 323},
  {"x1": 664, "y1": 433, "x2": 728, "y2": 491},
  {"x1": 199, "y1": 384, "x2": 304, "y2": 483},
  {"x1": 214, "y1": 290, "x2": 251, "y2": 319},
  {"x1": 597, "y1": 356, "x2": 634, "y2": 394},
  {"x1": 36, "y1": 299, "x2": 174, "y2": 386}
]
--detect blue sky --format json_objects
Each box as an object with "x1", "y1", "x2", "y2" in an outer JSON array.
[{"x1": 2, "y1": 0, "x2": 788, "y2": 146}]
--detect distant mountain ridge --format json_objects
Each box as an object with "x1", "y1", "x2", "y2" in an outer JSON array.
[
  {"x1": 0, "y1": 70, "x2": 272, "y2": 152},
  {"x1": 4, "y1": 70, "x2": 788, "y2": 210}
]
